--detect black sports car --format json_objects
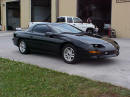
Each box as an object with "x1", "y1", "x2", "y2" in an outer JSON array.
[{"x1": 13, "y1": 23, "x2": 120, "y2": 64}]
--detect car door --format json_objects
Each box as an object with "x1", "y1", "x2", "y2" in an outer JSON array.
[
  {"x1": 28, "y1": 24, "x2": 50, "y2": 51},
  {"x1": 29, "y1": 24, "x2": 63, "y2": 53}
]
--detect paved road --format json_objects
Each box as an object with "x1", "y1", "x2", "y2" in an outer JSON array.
[{"x1": 0, "y1": 32, "x2": 130, "y2": 89}]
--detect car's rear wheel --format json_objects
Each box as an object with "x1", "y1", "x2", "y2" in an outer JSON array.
[
  {"x1": 62, "y1": 44, "x2": 79, "y2": 64},
  {"x1": 86, "y1": 28, "x2": 94, "y2": 35},
  {"x1": 19, "y1": 40, "x2": 29, "y2": 54},
  {"x1": 87, "y1": 29, "x2": 93, "y2": 34}
]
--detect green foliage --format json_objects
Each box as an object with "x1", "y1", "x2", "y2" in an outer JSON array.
[{"x1": 0, "y1": 58, "x2": 130, "y2": 97}]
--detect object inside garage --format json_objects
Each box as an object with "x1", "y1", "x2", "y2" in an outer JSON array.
[
  {"x1": 31, "y1": 0, "x2": 51, "y2": 22},
  {"x1": 6, "y1": 2, "x2": 20, "y2": 30},
  {"x1": 78, "y1": 0, "x2": 112, "y2": 36}
]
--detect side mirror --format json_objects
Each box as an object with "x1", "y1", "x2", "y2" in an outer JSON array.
[{"x1": 45, "y1": 32, "x2": 54, "y2": 36}]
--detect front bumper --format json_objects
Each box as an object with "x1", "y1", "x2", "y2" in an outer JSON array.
[
  {"x1": 79, "y1": 49, "x2": 119, "y2": 59},
  {"x1": 12, "y1": 37, "x2": 19, "y2": 46},
  {"x1": 89, "y1": 50, "x2": 119, "y2": 58}
]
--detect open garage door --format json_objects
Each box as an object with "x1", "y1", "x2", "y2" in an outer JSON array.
[
  {"x1": 78, "y1": 0, "x2": 112, "y2": 35},
  {"x1": 31, "y1": 0, "x2": 51, "y2": 22},
  {"x1": 6, "y1": 2, "x2": 20, "y2": 30}
]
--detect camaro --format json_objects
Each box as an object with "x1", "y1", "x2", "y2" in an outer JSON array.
[{"x1": 13, "y1": 23, "x2": 120, "y2": 64}]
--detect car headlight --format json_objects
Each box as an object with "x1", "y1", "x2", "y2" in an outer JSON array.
[{"x1": 92, "y1": 44, "x2": 105, "y2": 48}]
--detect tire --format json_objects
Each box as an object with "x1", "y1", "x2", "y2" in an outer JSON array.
[
  {"x1": 87, "y1": 30, "x2": 93, "y2": 34},
  {"x1": 18, "y1": 40, "x2": 29, "y2": 54},
  {"x1": 62, "y1": 44, "x2": 79, "y2": 64},
  {"x1": 86, "y1": 28, "x2": 94, "y2": 35}
]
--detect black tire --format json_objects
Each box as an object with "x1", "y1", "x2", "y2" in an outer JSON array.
[
  {"x1": 62, "y1": 44, "x2": 79, "y2": 64},
  {"x1": 86, "y1": 28, "x2": 94, "y2": 35},
  {"x1": 18, "y1": 40, "x2": 29, "y2": 54}
]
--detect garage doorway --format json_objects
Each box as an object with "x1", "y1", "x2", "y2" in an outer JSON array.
[
  {"x1": 6, "y1": 1, "x2": 20, "y2": 30},
  {"x1": 78, "y1": 0, "x2": 112, "y2": 34},
  {"x1": 31, "y1": 0, "x2": 51, "y2": 22}
]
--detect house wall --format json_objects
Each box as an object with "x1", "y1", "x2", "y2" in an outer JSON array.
[
  {"x1": 51, "y1": 0, "x2": 58, "y2": 22},
  {"x1": 1, "y1": 0, "x2": 130, "y2": 38},
  {"x1": 20, "y1": 0, "x2": 31, "y2": 29},
  {"x1": 1, "y1": 0, "x2": 58, "y2": 29},
  {"x1": 111, "y1": 0, "x2": 130, "y2": 38},
  {"x1": 1, "y1": 0, "x2": 20, "y2": 30},
  {"x1": 1, "y1": 0, "x2": 7, "y2": 30},
  {"x1": 58, "y1": 0, "x2": 77, "y2": 17},
  {"x1": 59, "y1": 0, "x2": 130, "y2": 38}
]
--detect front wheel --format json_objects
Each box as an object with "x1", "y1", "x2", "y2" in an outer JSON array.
[
  {"x1": 19, "y1": 40, "x2": 29, "y2": 54},
  {"x1": 62, "y1": 44, "x2": 79, "y2": 64}
]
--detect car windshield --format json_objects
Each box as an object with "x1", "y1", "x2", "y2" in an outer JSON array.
[{"x1": 49, "y1": 24, "x2": 82, "y2": 34}]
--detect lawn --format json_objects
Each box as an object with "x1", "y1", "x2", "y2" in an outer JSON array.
[{"x1": 0, "y1": 58, "x2": 130, "y2": 97}]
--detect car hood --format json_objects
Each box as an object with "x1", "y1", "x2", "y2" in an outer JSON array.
[
  {"x1": 62, "y1": 33, "x2": 110, "y2": 44},
  {"x1": 61, "y1": 33, "x2": 116, "y2": 51}
]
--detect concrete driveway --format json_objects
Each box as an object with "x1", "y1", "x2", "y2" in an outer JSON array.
[{"x1": 0, "y1": 32, "x2": 130, "y2": 89}]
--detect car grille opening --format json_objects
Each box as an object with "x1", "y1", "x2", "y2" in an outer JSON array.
[{"x1": 103, "y1": 50, "x2": 116, "y2": 55}]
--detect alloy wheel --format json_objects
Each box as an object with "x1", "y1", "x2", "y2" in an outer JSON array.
[
  {"x1": 63, "y1": 47, "x2": 75, "y2": 62},
  {"x1": 19, "y1": 41, "x2": 26, "y2": 53}
]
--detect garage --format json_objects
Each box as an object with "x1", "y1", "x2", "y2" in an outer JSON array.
[
  {"x1": 6, "y1": 1, "x2": 20, "y2": 30},
  {"x1": 31, "y1": 0, "x2": 51, "y2": 22},
  {"x1": 78, "y1": 0, "x2": 112, "y2": 35}
]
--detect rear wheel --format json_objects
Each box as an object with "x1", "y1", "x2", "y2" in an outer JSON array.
[
  {"x1": 86, "y1": 28, "x2": 94, "y2": 35},
  {"x1": 19, "y1": 40, "x2": 29, "y2": 54},
  {"x1": 62, "y1": 44, "x2": 79, "y2": 64}
]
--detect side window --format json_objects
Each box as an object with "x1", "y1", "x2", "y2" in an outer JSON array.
[
  {"x1": 57, "y1": 17, "x2": 65, "y2": 22},
  {"x1": 73, "y1": 18, "x2": 83, "y2": 23},
  {"x1": 33, "y1": 25, "x2": 51, "y2": 33},
  {"x1": 67, "y1": 18, "x2": 73, "y2": 23}
]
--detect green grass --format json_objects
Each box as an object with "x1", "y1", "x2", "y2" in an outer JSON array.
[{"x1": 0, "y1": 58, "x2": 130, "y2": 97}]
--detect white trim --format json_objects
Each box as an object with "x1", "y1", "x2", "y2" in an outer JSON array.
[{"x1": 5, "y1": 0, "x2": 19, "y2": 3}]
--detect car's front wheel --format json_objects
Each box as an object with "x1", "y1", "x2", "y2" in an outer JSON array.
[
  {"x1": 19, "y1": 40, "x2": 29, "y2": 54},
  {"x1": 62, "y1": 44, "x2": 79, "y2": 64}
]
